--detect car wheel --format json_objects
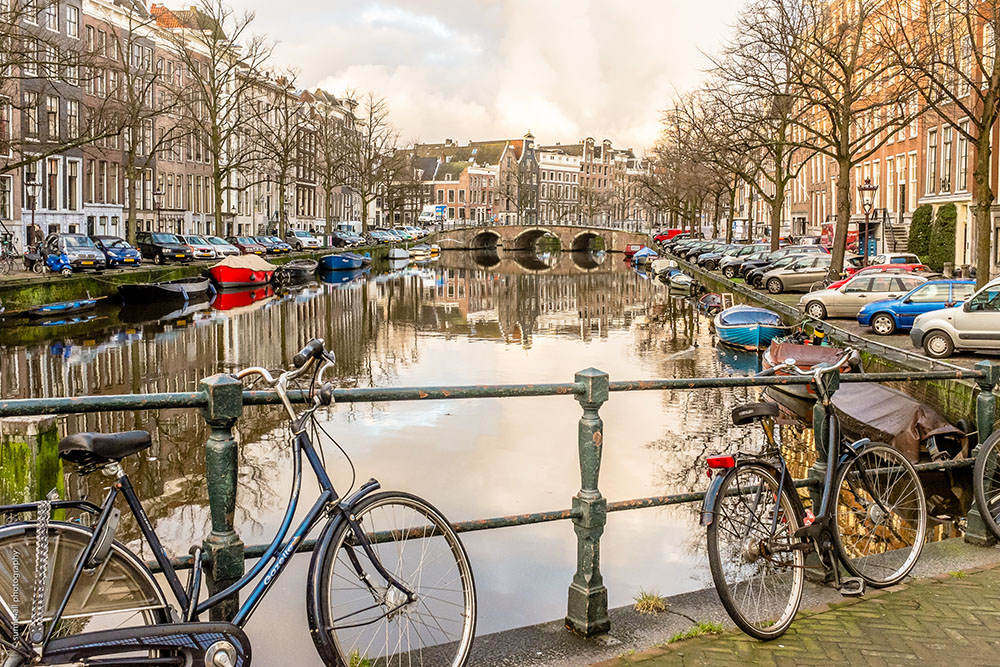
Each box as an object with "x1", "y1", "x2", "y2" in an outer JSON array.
[
  {"x1": 722, "y1": 266, "x2": 736, "y2": 279},
  {"x1": 706, "y1": 261, "x2": 717, "y2": 271},
  {"x1": 296, "y1": 243, "x2": 303, "y2": 251},
  {"x1": 871, "y1": 313, "x2": 896, "y2": 336},
  {"x1": 923, "y1": 331, "x2": 955, "y2": 359},
  {"x1": 752, "y1": 275, "x2": 765, "y2": 289},
  {"x1": 153, "y1": 253, "x2": 163, "y2": 265},
  {"x1": 766, "y1": 278, "x2": 783, "y2": 294},
  {"x1": 805, "y1": 301, "x2": 827, "y2": 319}
]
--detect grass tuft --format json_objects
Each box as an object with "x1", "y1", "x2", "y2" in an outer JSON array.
[
  {"x1": 948, "y1": 571, "x2": 968, "y2": 579},
  {"x1": 667, "y1": 621, "x2": 724, "y2": 644},
  {"x1": 633, "y1": 589, "x2": 668, "y2": 615}
]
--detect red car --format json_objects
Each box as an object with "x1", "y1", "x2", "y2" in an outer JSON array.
[
  {"x1": 826, "y1": 264, "x2": 932, "y2": 289},
  {"x1": 226, "y1": 236, "x2": 267, "y2": 255},
  {"x1": 653, "y1": 229, "x2": 688, "y2": 243}
]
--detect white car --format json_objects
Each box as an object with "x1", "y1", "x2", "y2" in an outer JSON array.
[
  {"x1": 286, "y1": 229, "x2": 322, "y2": 250},
  {"x1": 870, "y1": 252, "x2": 922, "y2": 265},
  {"x1": 180, "y1": 235, "x2": 217, "y2": 259},
  {"x1": 910, "y1": 277, "x2": 1000, "y2": 358},
  {"x1": 203, "y1": 235, "x2": 240, "y2": 257}
]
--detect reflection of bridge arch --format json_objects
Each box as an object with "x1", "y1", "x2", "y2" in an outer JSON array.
[
  {"x1": 571, "y1": 231, "x2": 605, "y2": 252},
  {"x1": 470, "y1": 248, "x2": 502, "y2": 268},
  {"x1": 471, "y1": 230, "x2": 502, "y2": 249},
  {"x1": 509, "y1": 251, "x2": 555, "y2": 272},
  {"x1": 570, "y1": 250, "x2": 607, "y2": 271},
  {"x1": 510, "y1": 228, "x2": 557, "y2": 251}
]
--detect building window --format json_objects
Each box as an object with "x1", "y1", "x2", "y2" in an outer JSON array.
[
  {"x1": 109, "y1": 163, "x2": 118, "y2": 204},
  {"x1": 66, "y1": 6, "x2": 78, "y2": 38},
  {"x1": 66, "y1": 99, "x2": 78, "y2": 136},
  {"x1": 46, "y1": 157, "x2": 59, "y2": 210},
  {"x1": 908, "y1": 152, "x2": 917, "y2": 210},
  {"x1": 958, "y1": 121, "x2": 969, "y2": 191},
  {"x1": 67, "y1": 160, "x2": 79, "y2": 210},
  {"x1": 926, "y1": 129, "x2": 937, "y2": 194},
  {"x1": 0, "y1": 176, "x2": 11, "y2": 219},
  {"x1": 941, "y1": 127, "x2": 952, "y2": 192},
  {"x1": 45, "y1": 1, "x2": 57, "y2": 30},
  {"x1": 46, "y1": 95, "x2": 58, "y2": 139},
  {"x1": 24, "y1": 0, "x2": 37, "y2": 25}
]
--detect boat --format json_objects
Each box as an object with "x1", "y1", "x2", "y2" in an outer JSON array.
[
  {"x1": 119, "y1": 298, "x2": 211, "y2": 324},
  {"x1": 410, "y1": 244, "x2": 432, "y2": 258},
  {"x1": 341, "y1": 252, "x2": 372, "y2": 266},
  {"x1": 28, "y1": 298, "x2": 98, "y2": 318},
  {"x1": 429, "y1": 244, "x2": 441, "y2": 256},
  {"x1": 712, "y1": 305, "x2": 791, "y2": 350},
  {"x1": 666, "y1": 270, "x2": 698, "y2": 293},
  {"x1": 208, "y1": 255, "x2": 276, "y2": 288},
  {"x1": 388, "y1": 247, "x2": 409, "y2": 260},
  {"x1": 651, "y1": 258, "x2": 677, "y2": 276},
  {"x1": 118, "y1": 277, "x2": 213, "y2": 302},
  {"x1": 761, "y1": 340, "x2": 857, "y2": 420},
  {"x1": 698, "y1": 293, "x2": 725, "y2": 315},
  {"x1": 272, "y1": 259, "x2": 318, "y2": 284},
  {"x1": 631, "y1": 246, "x2": 658, "y2": 265},
  {"x1": 33, "y1": 314, "x2": 98, "y2": 327},
  {"x1": 319, "y1": 253, "x2": 364, "y2": 271}
]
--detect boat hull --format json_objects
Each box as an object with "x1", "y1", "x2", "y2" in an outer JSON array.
[
  {"x1": 209, "y1": 265, "x2": 274, "y2": 288},
  {"x1": 273, "y1": 260, "x2": 318, "y2": 283},
  {"x1": 28, "y1": 298, "x2": 97, "y2": 318},
  {"x1": 118, "y1": 278, "x2": 212, "y2": 302},
  {"x1": 319, "y1": 254, "x2": 364, "y2": 271},
  {"x1": 715, "y1": 323, "x2": 790, "y2": 350}
]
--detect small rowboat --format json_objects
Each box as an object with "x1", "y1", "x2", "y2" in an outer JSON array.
[
  {"x1": 713, "y1": 305, "x2": 791, "y2": 351},
  {"x1": 388, "y1": 247, "x2": 409, "y2": 260},
  {"x1": 341, "y1": 252, "x2": 372, "y2": 266},
  {"x1": 118, "y1": 277, "x2": 213, "y2": 302},
  {"x1": 209, "y1": 255, "x2": 276, "y2": 288},
  {"x1": 28, "y1": 298, "x2": 97, "y2": 318},
  {"x1": 319, "y1": 253, "x2": 364, "y2": 271},
  {"x1": 273, "y1": 259, "x2": 318, "y2": 284}
]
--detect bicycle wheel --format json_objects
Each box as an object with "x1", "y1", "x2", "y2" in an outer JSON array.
[
  {"x1": 707, "y1": 463, "x2": 804, "y2": 640},
  {"x1": 834, "y1": 443, "x2": 927, "y2": 587},
  {"x1": 973, "y1": 431, "x2": 1000, "y2": 540},
  {"x1": 309, "y1": 491, "x2": 477, "y2": 667},
  {"x1": 0, "y1": 521, "x2": 170, "y2": 663}
]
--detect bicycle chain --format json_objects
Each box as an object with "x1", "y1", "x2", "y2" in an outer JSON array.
[{"x1": 29, "y1": 490, "x2": 58, "y2": 647}]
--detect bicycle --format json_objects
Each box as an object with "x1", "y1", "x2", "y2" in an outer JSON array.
[
  {"x1": 701, "y1": 348, "x2": 927, "y2": 640},
  {"x1": 972, "y1": 431, "x2": 1000, "y2": 541},
  {"x1": 0, "y1": 339, "x2": 477, "y2": 666},
  {"x1": 0, "y1": 234, "x2": 15, "y2": 275}
]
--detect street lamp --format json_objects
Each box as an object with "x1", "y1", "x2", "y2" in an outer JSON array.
[
  {"x1": 24, "y1": 175, "x2": 41, "y2": 248},
  {"x1": 857, "y1": 177, "x2": 878, "y2": 266},
  {"x1": 152, "y1": 189, "x2": 164, "y2": 232}
]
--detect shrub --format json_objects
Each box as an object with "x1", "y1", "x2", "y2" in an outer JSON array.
[
  {"x1": 927, "y1": 203, "x2": 957, "y2": 272},
  {"x1": 907, "y1": 204, "x2": 933, "y2": 259}
]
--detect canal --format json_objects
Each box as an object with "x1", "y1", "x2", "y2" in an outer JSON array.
[{"x1": 0, "y1": 249, "x2": 956, "y2": 664}]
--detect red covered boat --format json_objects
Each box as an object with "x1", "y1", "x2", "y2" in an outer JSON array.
[
  {"x1": 208, "y1": 255, "x2": 276, "y2": 288},
  {"x1": 211, "y1": 285, "x2": 274, "y2": 311}
]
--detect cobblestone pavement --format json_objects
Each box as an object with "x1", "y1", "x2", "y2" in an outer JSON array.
[{"x1": 592, "y1": 564, "x2": 1000, "y2": 666}]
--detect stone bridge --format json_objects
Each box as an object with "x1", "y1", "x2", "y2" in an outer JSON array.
[{"x1": 436, "y1": 224, "x2": 650, "y2": 253}]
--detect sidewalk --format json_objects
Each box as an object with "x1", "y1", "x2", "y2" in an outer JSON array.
[{"x1": 593, "y1": 564, "x2": 1000, "y2": 667}]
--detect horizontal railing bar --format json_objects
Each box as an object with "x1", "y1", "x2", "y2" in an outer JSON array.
[
  {"x1": 245, "y1": 382, "x2": 587, "y2": 406},
  {"x1": 0, "y1": 392, "x2": 207, "y2": 417}
]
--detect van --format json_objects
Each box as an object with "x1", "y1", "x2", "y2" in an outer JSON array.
[{"x1": 336, "y1": 221, "x2": 363, "y2": 235}]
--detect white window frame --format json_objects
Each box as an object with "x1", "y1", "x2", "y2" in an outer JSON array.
[
  {"x1": 66, "y1": 5, "x2": 78, "y2": 38},
  {"x1": 44, "y1": 1, "x2": 57, "y2": 31}
]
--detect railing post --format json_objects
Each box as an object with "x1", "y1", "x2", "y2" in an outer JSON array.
[
  {"x1": 966, "y1": 360, "x2": 999, "y2": 546},
  {"x1": 565, "y1": 368, "x2": 610, "y2": 637},
  {"x1": 199, "y1": 374, "x2": 246, "y2": 621}
]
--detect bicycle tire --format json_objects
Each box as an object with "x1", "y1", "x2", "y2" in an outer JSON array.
[
  {"x1": 973, "y1": 431, "x2": 1000, "y2": 541},
  {"x1": 706, "y1": 463, "x2": 804, "y2": 640},
  {"x1": 308, "y1": 491, "x2": 477, "y2": 667},
  {"x1": 833, "y1": 443, "x2": 927, "y2": 587},
  {"x1": 0, "y1": 521, "x2": 170, "y2": 664}
]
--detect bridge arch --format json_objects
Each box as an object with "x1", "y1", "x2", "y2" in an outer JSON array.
[
  {"x1": 511, "y1": 228, "x2": 557, "y2": 251},
  {"x1": 470, "y1": 230, "x2": 502, "y2": 250},
  {"x1": 571, "y1": 231, "x2": 605, "y2": 252},
  {"x1": 510, "y1": 251, "x2": 556, "y2": 272}
]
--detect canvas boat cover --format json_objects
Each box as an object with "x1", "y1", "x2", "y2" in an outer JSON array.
[
  {"x1": 765, "y1": 342, "x2": 847, "y2": 369},
  {"x1": 717, "y1": 305, "x2": 782, "y2": 326},
  {"x1": 633, "y1": 246, "x2": 658, "y2": 259},
  {"x1": 211, "y1": 255, "x2": 276, "y2": 271}
]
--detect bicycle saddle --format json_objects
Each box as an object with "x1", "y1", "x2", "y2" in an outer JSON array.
[
  {"x1": 731, "y1": 402, "x2": 779, "y2": 426},
  {"x1": 59, "y1": 430, "x2": 152, "y2": 469}
]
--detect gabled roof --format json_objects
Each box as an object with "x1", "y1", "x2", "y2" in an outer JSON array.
[
  {"x1": 412, "y1": 139, "x2": 513, "y2": 167},
  {"x1": 412, "y1": 156, "x2": 439, "y2": 181},
  {"x1": 435, "y1": 160, "x2": 471, "y2": 180},
  {"x1": 151, "y1": 3, "x2": 225, "y2": 38}
]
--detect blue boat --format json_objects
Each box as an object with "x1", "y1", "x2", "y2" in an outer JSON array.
[
  {"x1": 342, "y1": 251, "x2": 372, "y2": 266},
  {"x1": 28, "y1": 298, "x2": 98, "y2": 319},
  {"x1": 713, "y1": 305, "x2": 791, "y2": 350},
  {"x1": 319, "y1": 253, "x2": 364, "y2": 271},
  {"x1": 319, "y1": 268, "x2": 368, "y2": 285}
]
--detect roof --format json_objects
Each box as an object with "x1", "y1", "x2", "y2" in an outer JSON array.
[
  {"x1": 151, "y1": 4, "x2": 225, "y2": 37},
  {"x1": 435, "y1": 160, "x2": 470, "y2": 180},
  {"x1": 539, "y1": 144, "x2": 584, "y2": 157},
  {"x1": 412, "y1": 140, "x2": 511, "y2": 166},
  {"x1": 412, "y1": 156, "x2": 439, "y2": 181}
]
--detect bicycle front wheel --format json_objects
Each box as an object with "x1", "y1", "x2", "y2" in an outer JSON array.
[
  {"x1": 309, "y1": 491, "x2": 477, "y2": 667},
  {"x1": 707, "y1": 463, "x2": 804, "y2": 640},
  {"x1": 834, "y1": 444, "x2": 927, "y2": 587},
  {"x1": 973, "y1": 431, "x2": 1000, "y2": 541}
]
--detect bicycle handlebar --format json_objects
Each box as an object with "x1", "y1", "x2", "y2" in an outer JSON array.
[
  {"x1": 758, "y1": 347, "x2": 857, "y2": 379},
  {"x1": 234, "y1": 339, "x2": 337, "y2": 418}
]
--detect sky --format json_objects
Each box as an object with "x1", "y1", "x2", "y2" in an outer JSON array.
[{"x1": 231, "y1": 1, "x2": 745, "y2": 154}]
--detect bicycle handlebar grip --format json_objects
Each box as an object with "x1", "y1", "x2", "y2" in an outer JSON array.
[
  {"x1": 293, "y1": 338, "x2": 325, "y2": 368},
  {"x1": 319, "y1": 382, "x2": 334, "y2": 406}
]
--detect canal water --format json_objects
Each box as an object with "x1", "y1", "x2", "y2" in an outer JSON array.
[{"x1": 0, "y1": 249, "x2": 951, "y2": 664}]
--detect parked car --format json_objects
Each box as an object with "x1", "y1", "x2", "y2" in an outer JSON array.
[
  {"x1": 285, "y1": 229, "x2": 322, "y2": 250},
  {"x1": 252, "y1": 236, "x2": 286, "y2": 254},
  {"x1": 41, "y1": 234, "x2": 107, "y2": 272},
  {"x1": 746, "y1": 253, "x2": 813, "y2": 289},
  {"x1": 761, "y1": 254, "x2": 833, "y2": 294},
  {"x1": 179, "y1": 235, "x2": 218, "y2": 260},
  {"x1": 910, "y1": 277, "x2": 1000, "y2": 358},
  {"x1": 795, "y1": 235, "x2": 825, "y2": 246},
  {"x1": 696, "y1": 244, "x2": 738, "y2": 270},
  {"x1": 740, "y1": 245, "x2": 827, "y2": 279},
  {"x1": 328, "y1": 231, "x2": 359, "y2": 248},
  {"x1": 136, "y1": 231, "x2": 193, "y2": 264},
  {"x1": 684, "y1": 241, "x2": 725, "y2": 261},
  {"x1": 653, "y1": 229, "x2": 689, "y2": 244},
  {"x1": 368, "y1": 229, "x2": 396, "y2": 244},
  {"x1": 391, "y1": 226, "x2": 415, "y2": 240},
  {"x1": 91, "y1": 235, "x2": 141, "y2": 267},
  {"x1": 264, "y1": 236, "x2": 293, "y2": 253},
  {"x1": 857, "y1": 280, "x2": 976, "y2": 335},
  {"x1": 799, "y1": 274, "x2": 927, "y2": 319},
  {"x1": 204, "y1": 235, "x2": 241, "y2": 256},
  {"x1": 226, "y1": 236, "x2": 267, "y2": 255},
  {"x1": 828, "y1": 263, "x2": 934, "y2": 289},
  {"x1": 869, "y1": 252, "x2": 922, "y2": 266},
  {"x1": 719, "y1": 245, "x2": 769, "y2": 277}
]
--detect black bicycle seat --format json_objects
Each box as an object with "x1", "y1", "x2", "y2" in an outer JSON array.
[
  {"x1": 59, "y1": 431, "x2": 152, "y2": 469},
  {"x1": 731, "y1": 402, "x2": 779, "y2": 426}
]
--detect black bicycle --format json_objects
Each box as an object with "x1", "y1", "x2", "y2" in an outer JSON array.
[
  {"x1": 0, "y1": 339, "x2": 477, "y2": 666},
  {"x1": 701, "y1": 348, "x2": 927, "y2": 640}
]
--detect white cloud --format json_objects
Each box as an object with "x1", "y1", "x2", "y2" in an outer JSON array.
[{"x1": 229, "y1": 0, "x2": 744, "y2": 152}]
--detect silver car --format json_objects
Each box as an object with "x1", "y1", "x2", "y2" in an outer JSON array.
[
  {"x1": 762, "y1": 255, "x2": 833, "y2": 294},
  {"x1": 204, "y1": 235, "x2": 240, "y2": 257},
  {"x1": 286, "y1": 229, "x2": 322, "y2": 250},
  {"x1": 798, "y1": 274, "x2": 927, "y2": 319},
  {"x1": 180, "y1": 235, "x2": 217, "y2": 259},
  {"x1": 910, "y1": 277, "x2": 1000, "y2": 358}
]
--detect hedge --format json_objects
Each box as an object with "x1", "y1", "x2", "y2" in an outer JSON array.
[
  {"x1": 907, "y1": 203, "x2": 933, "y2": 259},
  {"x1": 927, "y1": 203, "x2": 957, "y2": 272}
]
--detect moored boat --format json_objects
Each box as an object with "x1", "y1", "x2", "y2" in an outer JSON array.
[
  {"x1": 651, "y1": 258, "x2": 677, "y2": 276},
  {"x1": 667, "y1": 270, "x2": 697, "y2": 292},
  {"x1": 341, "y1": 252, "x2": 372, "y2": 266},
  {"x1": 210, "y1": 285, "x2": 275, "y2": 311},
  {"x1": 410, "y1": 244, "x2": 432, "y2": 258},
  {"x1": 28, "y1": 297, "x2": 98, "y2": 318},
  {"x1": 208, "y1": 255, "x2": 276, "y2": 288},
  {"x1": 631, "y1": 246, "x2": 658, "y2": 265},
  {"x1": 713, "y1": 305, "x2": 791, "y2": 350},
  {"x1": 272, "y1": 259, "x2": 318, "y2": 284},
  {"x1": 762, "y1": 340, "x2": 856, "y2": 420},
  {"x1": 319, "y1": 253, "x2": 364, "y2": 271},
  {"x1": 388, "y1": 247, "x2": 409, "y2": 260},
  {"x1": 118, "y1": 277, "x2": 213, "y2": 302}
]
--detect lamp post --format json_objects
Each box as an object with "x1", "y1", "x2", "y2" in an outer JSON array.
[
  {"x1": 858, "y1": 177, "x2": 878, "y2": 267},
  {"x1": 24, "y1": 176, "x2": 41, "y2": 248},
  {"x1": 152, "y1": 189, "x2": 164, "y2": 232}
]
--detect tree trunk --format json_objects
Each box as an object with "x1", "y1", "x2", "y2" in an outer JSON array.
[
  {"x1": 726, "y1": 186, "x2": 736, "y2": 244},
  {"x1": 361, "y1": 196, "x2": 369, "y2": 234},
  {"x1": 277, "y1": 175, "x2": 286, "y2": 238},
  {"x1": 973, "y1": 133, "x2": 994, "y2": 289},
  {"x1": 324, "y1": 184, "x2": 334, "y2": 239},
  {"x1": 770, "y1": 189, "x2": 784, "y2": 252},
  {"x1": 829, "y1": 157, "x2": 853, "y2": 279},
  {"x1": 712, "y1": 191, "x2": 721, "y2": 239}
]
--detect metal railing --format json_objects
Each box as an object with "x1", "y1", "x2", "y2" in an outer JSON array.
[{"x1": 1, "y1": 364, "x2": 997, "y2": 635}]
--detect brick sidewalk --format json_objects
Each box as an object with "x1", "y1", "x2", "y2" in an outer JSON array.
[{"x1": 593, "y1": 565, "x2": 1000, "y2": 666}]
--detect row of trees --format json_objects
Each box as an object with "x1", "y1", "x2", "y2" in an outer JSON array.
[
  {"x1": 0, "y1": 0, "x2": 401, "y2": 242},
  {"x1": 643, "y1": 0, "x2": 1000, "y2": 287}
]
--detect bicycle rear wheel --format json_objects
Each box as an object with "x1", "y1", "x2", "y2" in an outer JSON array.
[
  {"x1": 834, "y1": 444, "x2": 927, "y2": 587},
  {"x1": 706, "y1": 463, "x2": 804, "y2": 640},
  {"x1": 309, "y1": 491, "x2": 477, "y2": 667},
  {"x1": 973, "y1": 432, "x2": 1000, "y2": 541}
]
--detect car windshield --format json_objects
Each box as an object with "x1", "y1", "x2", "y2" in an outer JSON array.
[
  {"x1": 254, "y1": 237, "x2": 271, "y2": 243},
  {"x1": 185, "y1": 236, "x2": 208, "y2": 245},
  {"x1": 206, "y1": 236, "x2": 227, "y2": 245},
  {"x1": 152, "y1": 233, "x2": 180, "y2": 244},
  {"x1": 107, "y1": 239, "x2": 132, "y2": 249},
  {"x1": 907, "y1": 283, "x2": 951, "y2": 303},
  {"x1": 237, "y1": 237, "x2": 255, "y2": 244},
  {"x1": 62, "y1": 235, "x2": 96, "y2": 247},
  {"x1": 295, "y1": 231, "x2": 310, "y2": 237}
]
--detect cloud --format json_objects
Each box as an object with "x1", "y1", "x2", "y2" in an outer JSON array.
[{"x1": 230, "y1": 0, "x2": 744, "y2": 152}]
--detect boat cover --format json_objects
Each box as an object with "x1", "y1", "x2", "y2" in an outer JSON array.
[
  {"x1": 633, "y1": 246, "x2": 658, "y2": 259},
  {"x1": 765, "y1": 342, "x2": 847, "y2": 369},
  {"x1": 651, "y1": 258, "x2": 677, "y2": 274},
  {"x1": 211, "y1": 255, "x2": 276, "y2": 271},
  {"x1": 717, "y1": 305, "x2": 782, "y2": 326},
  {"x1": 831, "y1": 383, "x2": 966, "y2": 463}
]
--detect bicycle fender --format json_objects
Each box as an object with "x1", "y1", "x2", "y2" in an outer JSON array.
[{"x1": 700, "y1": 472, "x2": 728, "y2": 526}]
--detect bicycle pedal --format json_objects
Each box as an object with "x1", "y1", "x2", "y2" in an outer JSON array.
[{"x1": 838, "y1": 577, "x2": 865, "y2": 597}]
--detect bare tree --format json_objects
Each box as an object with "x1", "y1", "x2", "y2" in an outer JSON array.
[
  {"x1": 885, "y1": 0, "x2": 1000, "y2": 287},
  {"x1": 312, "y1": 90, "x2": 352, "y2": 237},
  {"x1": 342, "y1": 92, "x2": 397, "y2": 233},
  {"x1": 159, "y1": 0, "x2": 271, "y2": 237}
]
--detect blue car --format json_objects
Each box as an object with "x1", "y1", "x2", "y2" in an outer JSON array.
[
  {"x1": 92, "y1": 236, "x2": 142, "y2": 267},
  {"x1": 857, "y1": 279, "x2": 976, "y2": 335}
]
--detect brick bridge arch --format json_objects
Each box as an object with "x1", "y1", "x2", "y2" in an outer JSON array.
[{"x1": 438, "y1": 224, "x2": 649, "y2": 253}]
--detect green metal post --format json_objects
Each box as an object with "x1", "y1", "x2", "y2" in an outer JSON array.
[
  {"x1": 966, "y1": 360, "x2": 999, "y2": 546},
  {"x1": 565, "y1": 368, "x2": 610, "y2": 637},
  {"x1": 200, "y1": 374, "x2": 246, "y2": 621}
]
